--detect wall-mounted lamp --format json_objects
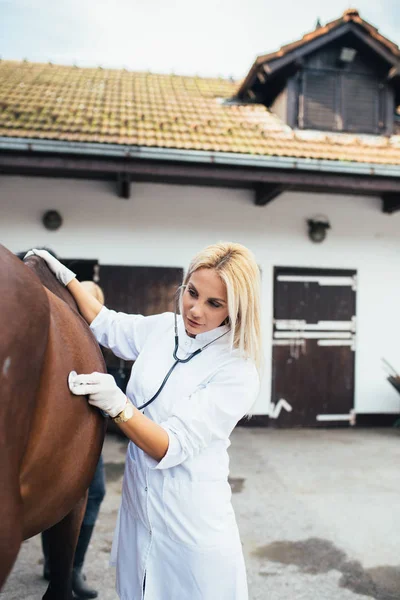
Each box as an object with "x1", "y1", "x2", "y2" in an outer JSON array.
[
  {"x1": 307, "y1": 216, "x2": 330, "y2": 243},
  {"x1": 42, "y1": 210, "x2": 63, "y2": 231}
]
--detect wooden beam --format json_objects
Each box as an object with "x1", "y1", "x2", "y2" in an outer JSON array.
[
  {"x1": 387, "y1": 66, "x2": 399, "y2": 81},
  {"x1": 382, "y1": 192, "x2": 400, "y2": 213},
  {"x1": 254, "y1": 183, "x2": 284, "y2": 206},
  {"x1": 117, "y1": 172, "x2": 130, "y2": 199},
  {"x1": 257, "y1": 71, "x2": 266, "y2": 84},
  {"x1": 2, "y1": 153, "x2": 400, "y2": 197},
  {"x1": 350, "y1": 27, "x2": 400, "y2": 70}
]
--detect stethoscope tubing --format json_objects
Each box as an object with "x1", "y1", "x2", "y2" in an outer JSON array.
[
  {"x1": 136, "y1": 336, "x2": 203, "y2": 411},
  {"x1": 136, "y1": 299, "x2": 230, "y2": 412}
]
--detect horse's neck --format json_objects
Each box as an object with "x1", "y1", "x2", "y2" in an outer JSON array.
[{"x1": 24, "y1": 257, "x2": 78, "y2": 312}]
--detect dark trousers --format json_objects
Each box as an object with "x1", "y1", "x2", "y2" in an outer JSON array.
[{"x1": 82, "y1": 455, "x2": 106, "y2": 527}]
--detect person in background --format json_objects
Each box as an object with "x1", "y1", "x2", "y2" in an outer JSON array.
[{"x1": 42, "y1": 281, "x2": 107, "y2": 600}]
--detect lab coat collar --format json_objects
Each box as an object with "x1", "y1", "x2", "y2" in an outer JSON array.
[{"x1": 177, "y1": 315, "x2": 230, "y2": 350}]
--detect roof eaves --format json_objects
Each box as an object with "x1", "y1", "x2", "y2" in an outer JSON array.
[
  {"x1": 346, "y1": 15, "x2": 400, "y2": 56},
  {"x1": 2, "y1": 136, "x2": 400, "y2": 179}
]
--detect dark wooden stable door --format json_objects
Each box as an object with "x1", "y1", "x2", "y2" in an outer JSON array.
[
  {"x1": 98, "y1": 265, "x2": 183, "y2": 374},
  {"x1": 271, "y1": 268, "x2": 356, "y2": 427}
]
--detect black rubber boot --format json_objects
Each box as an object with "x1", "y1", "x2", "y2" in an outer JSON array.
[
  {"x1": 72, "y1": 568, "x2": 98, "y2": 599},
  {"x1": 72, "y1": 524, "x2": 98, "y2": 599}
]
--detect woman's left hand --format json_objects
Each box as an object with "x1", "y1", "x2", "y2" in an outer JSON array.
[{"x1": 69, "y1": 371, "x2": 127, "y2": 418}]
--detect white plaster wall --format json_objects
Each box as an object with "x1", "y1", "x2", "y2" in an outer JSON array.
[{"x1": 2, "y1": 174, "x2": 400, "y2": 416}]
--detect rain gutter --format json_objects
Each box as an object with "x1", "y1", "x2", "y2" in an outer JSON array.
[{"x1": 0, "y1": 136, "x2": 400, "y2": 179}]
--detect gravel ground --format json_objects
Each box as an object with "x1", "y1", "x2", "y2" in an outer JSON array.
[{"x1": 2, "y1": 427, "x2": 400, "y2": 600}]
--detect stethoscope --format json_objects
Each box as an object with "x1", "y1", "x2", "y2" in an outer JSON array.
[{"x1": 136, "y1": 286, "x2": 230, "y2": 411}]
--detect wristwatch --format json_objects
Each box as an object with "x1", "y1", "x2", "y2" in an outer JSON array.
[{"x1": 113, "y1": 401, "x2": 134, "y2": 423}]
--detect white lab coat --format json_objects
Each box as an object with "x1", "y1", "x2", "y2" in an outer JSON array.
[{"x1": 90, "y1": 308, "x2": 259, "y2": 600}]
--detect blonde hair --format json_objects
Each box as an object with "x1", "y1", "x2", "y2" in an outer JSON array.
[
  {"x1": 182, "y1": 242, "x2": 262, "y2": 371},
  {"x1": 80, "y1": 280, "x2": 105, "y2": 305}
]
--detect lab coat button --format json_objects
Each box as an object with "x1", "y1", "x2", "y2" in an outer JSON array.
[{"x1": 145, "y1": 487, "x2": 148, "y2": 492}]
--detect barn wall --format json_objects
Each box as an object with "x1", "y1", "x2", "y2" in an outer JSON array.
[{"x1": 2, "y1": 174, "x2": 400, "y2": 416}]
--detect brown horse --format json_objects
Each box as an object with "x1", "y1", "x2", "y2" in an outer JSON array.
[{"x1": 0, "y1": 244, "x2": 106, "y2": 599}]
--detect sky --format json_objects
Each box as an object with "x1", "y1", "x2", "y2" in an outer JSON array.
[{"x1": 1, "y1": 0, "x2": 399, "y2": 79}]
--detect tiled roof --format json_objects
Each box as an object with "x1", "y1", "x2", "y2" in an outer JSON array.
[{"x1": 1, "y1": 59, "x2": 400, "y2": 165}]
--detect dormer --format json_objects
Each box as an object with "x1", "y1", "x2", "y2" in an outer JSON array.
[{"x1": 236, "y1": 9, "x2": 400, "y2": 135}]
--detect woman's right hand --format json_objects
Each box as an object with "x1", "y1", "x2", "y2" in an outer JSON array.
[{"x1": 24, "y1": 249, "x2": 76, "y2": 286}]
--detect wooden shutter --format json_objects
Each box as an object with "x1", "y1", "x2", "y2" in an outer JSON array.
[
  {"x1": 299, "y1": 68, "x2": 385, "y2": 134},
  {"x1": 342, "y1": 74, "x2": 381, "y2": 134},
  {"x1": 301, "y1": 70, "x2": 338, "y2": 130}
]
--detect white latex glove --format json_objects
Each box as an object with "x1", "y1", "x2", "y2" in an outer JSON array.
[
  {"x1": 69, "y1": 371, "x2": 128, "y2": 418},
  {"x1": 24, "y1": 249, "x2": 76, "y2": 286}
]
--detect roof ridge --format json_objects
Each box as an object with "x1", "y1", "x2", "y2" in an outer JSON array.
[
  {"x1": 0, "y1": 58, "x2": 240, "y2": 84},
  {"x1": 255, "y1": 9, "x2": 400, "y2": 66}
]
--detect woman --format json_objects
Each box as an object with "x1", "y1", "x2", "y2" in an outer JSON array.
[{"x1": 27, "y1": 243, "x2": 262, "y2": 600}]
